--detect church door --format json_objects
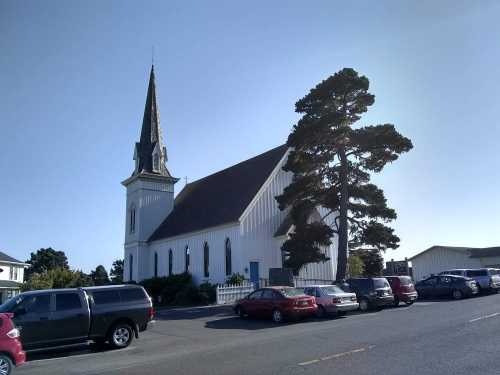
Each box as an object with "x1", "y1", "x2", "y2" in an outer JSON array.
[{"x1": 250, "y1": 262, "x2": 260, "y2": 288}]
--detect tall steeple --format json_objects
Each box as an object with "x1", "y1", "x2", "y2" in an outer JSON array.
[
  {"x1": 122, "y1": 65, "x2": 179, "y2": 282},
  {"x1": 133, "y1": 65, "x2": 171, "y2": 177}
]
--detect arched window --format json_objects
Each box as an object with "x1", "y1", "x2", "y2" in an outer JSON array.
[
  {"x1": 225, "y1": 238, "x2": 232, "y2": 276},
  {"x1": 168, "y1": 249, "x2": 173, "y2": 276},
  {"x1": 154, "y1": 252, "x2": 158, "y2": 277},
  {"x1": 203, "y1": 242, "x2": 209, "y2": 278},
  {"x1": 129, "y1": 254, "x2": 133, "y2": 281},
  {"x1": 129, "y1": 206, "x2": 136, "y2": 234},
  {"x1": 185, "y1": 246, "x2": 190, "y2": 273}
]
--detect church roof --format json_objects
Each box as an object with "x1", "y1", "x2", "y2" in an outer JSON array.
[{"x1": 149, "y1": 144, "x2": 289, "y2": 241}]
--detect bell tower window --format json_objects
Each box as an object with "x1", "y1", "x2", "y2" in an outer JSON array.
[
  {"x1": 129, "y1": 206, "x2": 136, "y2": 234},
  {"x1": 153, "y1": 152, "x2": 160, "y2": 172}
]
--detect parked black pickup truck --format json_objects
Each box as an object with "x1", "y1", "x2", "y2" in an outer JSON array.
[{"x1": 0, "y1": 284, "x2": 153, "y2": 350}]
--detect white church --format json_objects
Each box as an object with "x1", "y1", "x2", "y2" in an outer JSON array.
[{"x1": 122, "y1": 66, "x2": 338, "y2": 285}]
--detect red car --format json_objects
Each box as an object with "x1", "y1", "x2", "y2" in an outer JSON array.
[
  {"x1": 234, "y1": 287, "x2": 317, "y2": 323},
  {"x1": 385, "y1": 276, "x2": 418, "y2": 306},
  {"x1": 0, "y1": 312, "x2": 25, "y2": 375}
]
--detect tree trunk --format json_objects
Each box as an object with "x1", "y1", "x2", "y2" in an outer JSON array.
[{"x1": 336, "y1": 147, "x2": 349, "y2": 282}]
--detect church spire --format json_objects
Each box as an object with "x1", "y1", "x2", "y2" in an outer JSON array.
[{"x1": 133, "y1": 65, "x2": 171, "y2": 177}]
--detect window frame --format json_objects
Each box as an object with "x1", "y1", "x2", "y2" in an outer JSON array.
[
  {"x1": 185, "y1": 246, "x2": 190, "y2": 273},
  {"x1": 203, "y1": 242, "x2": 209, "y2": 278},
  {"x1": 154, "y1": 252, "x2": 158, "y2": 277},
  {"x1": 225, "y1": 238, "x2": 232, "y2": 276},
  {"x1": 129, "y1": 254, "x2": 133, "y2": 281},
  {"x1": 129, "y1": 206, "x2": 136, "y2": 234},
  {"x1": 168, "y1": 249, "x2": 173, "y2": 276}
]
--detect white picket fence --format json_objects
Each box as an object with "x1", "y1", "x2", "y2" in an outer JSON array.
[{"x1": 216, "y1": 281, "x2": 255, "y2": 305}]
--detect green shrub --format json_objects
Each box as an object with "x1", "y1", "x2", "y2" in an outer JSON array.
[
  {"x1": 226, "y1": 273, "x2": 245, "y2": 285},
  {"x1": 198, "y1": 282, "x2": 216, "y2": 304}
]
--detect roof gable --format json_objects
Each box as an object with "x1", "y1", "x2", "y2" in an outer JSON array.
[
  {"x1": 0, "y1": 251, "x2": 25, "y2": 264},
  {"x1": 149, "y1": 144, "x2": 289, "y2": 241}
]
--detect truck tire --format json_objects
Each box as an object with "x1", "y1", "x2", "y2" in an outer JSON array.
[{"x1": 108, "y1": 323, "x2": 134, "y2": 349}]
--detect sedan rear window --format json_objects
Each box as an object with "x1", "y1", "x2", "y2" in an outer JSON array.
[
  {"x1": 321, "y1": 286, "x2": 345, "y2": 295},
  {"x1": 279, "y1": 288, "x2": 306, "y2": 297}
]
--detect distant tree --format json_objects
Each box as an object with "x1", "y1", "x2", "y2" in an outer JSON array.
[
  {"x1": 110, "y1": 259, "x2": 124, "y2": 284},
  {"x1": 276, "y1": 68, "x2": 413, "y2": 280},
  {"x1": 22, "y1": 268, "x2": 94, "y2": 291},
  {"x1": 357, "y1": 249, "x2": 384, "y2": 277},
  {"x1": 21, "y1": 272, "x2": 53, "y2": 291},
  {"x1": 25, "y1": 248, "x2": 69, "y2": 280},
  {"x1": 90, "y1": 265, "x2": 110, "y2": 286},
  {"x1": 347, "y1": 255, "x2": 364, "y2": 277}
]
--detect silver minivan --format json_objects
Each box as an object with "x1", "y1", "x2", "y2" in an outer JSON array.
[{"x1": 439, "y1": 268, "x2": 500, "y2": 292}]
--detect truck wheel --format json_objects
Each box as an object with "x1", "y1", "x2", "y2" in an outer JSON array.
[
  {"x1": 0, "y1": 354, "x2": 13, "y2": 375},
  {"x1": 359, "y1": 298, "x2": 370, "y2": 312},
  {"x1": 109, "y1": 323, "x2": 134, "y2": 349},
  {"x1": 393, "y1": 296, "x2": 400, "y2": 307}
]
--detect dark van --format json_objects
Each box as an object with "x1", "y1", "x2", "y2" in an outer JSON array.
[
  {"x1": 0, "y1": 285, "x2": 153, "y2": 351},
  {"x1": 344, "y1": 278, "x2": 394, "y2": 311}
]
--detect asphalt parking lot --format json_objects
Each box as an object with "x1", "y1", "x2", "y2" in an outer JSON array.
[{"x1": 17, "y1": 293, "x2": 500, "y2": 375}]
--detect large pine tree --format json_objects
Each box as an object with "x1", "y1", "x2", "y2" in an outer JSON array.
[{"x1": 276, "y1": 68, "x2": 413, "y2": 280}]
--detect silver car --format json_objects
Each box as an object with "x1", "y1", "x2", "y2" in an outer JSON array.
[{"x1": 303, "y1": 285, "x2": 358, "y2": 318}]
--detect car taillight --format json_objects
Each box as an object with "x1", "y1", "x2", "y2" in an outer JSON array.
[
  {"x1": 6, "y1": 328, "x2": 19, "y2": 339},
  {"x1": 148, "y1": 307, "x2": 155, "y2": 320}
]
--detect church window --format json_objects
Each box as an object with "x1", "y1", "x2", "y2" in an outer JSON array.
[
  {"x1": 129, "y1": 206, "x2": 136, "y2": 234},
  {"x1": 225, "y1": 238, "x2": 232, "y2": 276},
  {"x1": 203, "y1": 242, "x2": 209, "y2": 278},
  {"x1": 154, "y1": 252, "x2": 158, "y2": 277},
  {"x1": 168, "y1": 249, "x2": 173, "y2": 276},
  {"x1": 185, "y1": 246, "x2": 190, "y2": 272},
  {"x1": 129, "y1": 254, "x2": 133, "y2": 281},
  {"x1": 153, "y1": 152, "x2": 160, "y2": 172}
]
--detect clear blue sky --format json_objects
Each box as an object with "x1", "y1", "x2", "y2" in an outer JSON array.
[{"x1": 1, "y1": 1, "x2": 499, "y2": 272}]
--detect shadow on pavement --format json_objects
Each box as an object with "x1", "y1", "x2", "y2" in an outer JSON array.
[
  {"x1": 204, "y1": 316, "x2": 305, "y2": 330},
  {"x1": 155, "y1": 305, "x2": 234, "y2": 321},
  {"x1": 26, "y1": 342, "x2": 114, "y2": 362}
]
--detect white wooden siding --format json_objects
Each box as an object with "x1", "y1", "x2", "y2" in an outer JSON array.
[
  {"x1": 148, "y1": 224, "x2": 240, "y2": 284},
  {"x1": 411, "y1": 248, "x2": 481, "y2": 282}
]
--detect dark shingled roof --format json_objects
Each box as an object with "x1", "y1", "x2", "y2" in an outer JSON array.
[
  {"x1": 0, "y1": 251, "x2": 24, "y2": 264},
  {"x1": 469, "y1": 247, "x2": 500, "y2": 258},
  {"x1": 149, "y1": 144, "x2": 289, "y2": 241}
]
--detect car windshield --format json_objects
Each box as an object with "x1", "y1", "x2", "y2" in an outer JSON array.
[
  {"x1": 320, "y1": 285, "x2": 345, "y2": 295},
  {"x1": 373, "y1": 278, "x2": 390, "y2": 289},
  {"x1": 279, "y1": 288, "x2": 306, "y2": 297},
  {"x1": 0, "y1": 295, "x2": 23, "y2": 312}
]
